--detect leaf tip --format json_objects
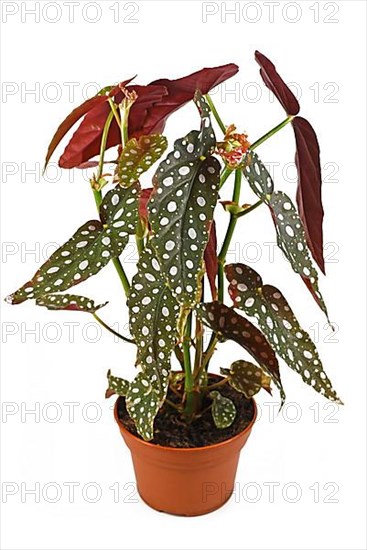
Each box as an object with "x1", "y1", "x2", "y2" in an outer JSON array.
[
  {"x1": 4, "y1": 294, "x2": 15, "y2": 305},
  {"x1": 105, "y1": 388, "x2": 115, "y2": 399}
]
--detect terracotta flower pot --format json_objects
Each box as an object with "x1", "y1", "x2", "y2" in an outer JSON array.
[{"x1": 114, "y1": 398, "x2": 257, "y2": 516}]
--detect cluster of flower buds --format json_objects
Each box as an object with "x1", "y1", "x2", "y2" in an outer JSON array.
[{"x1": 216, "y1": 124, "x2": 251, "y2": 168}]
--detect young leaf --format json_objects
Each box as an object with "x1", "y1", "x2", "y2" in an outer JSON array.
[
  {"x1": 196, "y1": 301, "x2": 284, "y2": 400},
  {"x1": 58, "y1": 84, "x2": 168, "y2": 169},
  {"x1": 255, "y1": 51, "x2": 300, "y2": 116},
  {"x1": 36, "y1": 293, "x2": 107, "y2": 313},
  {"x1": 57, "y1": 64, "x2": 238, "y2": 168},
  {"x1": 142, "y1": 63, "x2": 239, "y2": 135},
  {"x1": 115, "y1": 135, "x2": 168, "y2": 187},
  {"x1": 225, "y1": 263, "x2": 342, "y2": 404},
  {"x1": 126, "y1": 371, "x2": 165, "y2": 441},
  {"x1": 128, "y1": 244, "x2": 179, "y2": 394},
  {"x1": 7, "y1": 184, "x2": 139, "y2": 305},
  {"x1": 293, "y1": 117, "x2": 325, "y2": 274},
  {"x1": 105, "y1": 369, "x2": 130, "y2": 398},
  {"x1": 148, "y1": 92, "x2": 220, "y2": 307},
  {"x1": 209, "y1": 391, "x2": 236, "y2": 429},
  {"x1": 221, "y1": 360, "x2": 271, "y2": 399},
  {"x1": 44, "y1": 93, "x2": 110, "y2": 170},
  {"x1": 268, "y1": 191, "x2": 328, "y2": 318},
  {"x1": 243, "y1": 150, "x2": 274, "y2": 200},
  {"x1": 204, "y1": 221, "x2": 218, "y2": 300}
]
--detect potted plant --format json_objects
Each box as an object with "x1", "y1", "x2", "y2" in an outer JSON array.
[{"x1": 6, "y1": 51, "x2": 342, "y2": 516}]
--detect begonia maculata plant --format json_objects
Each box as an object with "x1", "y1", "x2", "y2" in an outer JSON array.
[{"x1": 6, "y1": 51, "x2": 341, "y2": 441}]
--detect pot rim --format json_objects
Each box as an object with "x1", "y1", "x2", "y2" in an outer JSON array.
[{"x1": 114, "y1": 395, "x2": 257, "y2": 453}]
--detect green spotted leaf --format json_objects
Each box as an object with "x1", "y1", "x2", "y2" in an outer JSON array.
[
  {"x1": 225, "y1": 263, "x2": 342, "y2": 403},
  {"x1": 128, "y1": 244, "x2": 179, "y2": 394},
  {"x1": 243, "y1": 152, "x2": 327, "y2": 318},
  {"x1": 126, "y1": 372, "x2": 165, "y2": 441},
  {"x1": 221, "y1": 360, "x2": 271, "y2": 399},
  {"x1": 197, "y1": 301, "x2": 284, "y2": 401},
  {"x1": 105, "y1": 369, "x2": 130, "y2": 398},
  {"x1": 209, "y1": 391, "x2": 236, "y2": 429},
  {"x1": 7, "y1": 184, "x2": 139, "y2": 305},
  {"x1": 127, "y1": 244, "x2": 182, "y2": 439},
  {"x1": 99, "y1": 182, "x2": 140, "y2": 229},
  {"x1": 115, "y1": 134, "x2": 168, "y2": 187},
  {"x1": 243, "y1": 150, "x2": 274, "y2": 200},
  {"x1": 268, "y1": 191, "x2": 328, "y2": 318},
  {"x1": 36, "y1": 293, "x2": 107, "y2": 313},
  {"x1": 148, "y1": 92, "x2": 220, "y2": 307}
]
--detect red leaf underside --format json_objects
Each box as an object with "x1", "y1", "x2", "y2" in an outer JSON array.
[
  {"x1": 255, "y1": 50, "x2": 300, "y2": 116},
  {"x1": 292, "y1": 116, "x2": 325, "y2": 274},
  {"x1": 58, "y1": 64, "x2": 238, "y2": 169}
]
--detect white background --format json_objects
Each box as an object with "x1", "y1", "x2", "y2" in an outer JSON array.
[{"x1": 1, "y1": 1, "x2": 366, "y2": 549}]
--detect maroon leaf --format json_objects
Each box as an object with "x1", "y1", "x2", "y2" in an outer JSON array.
[
  {"x1": 55, "y1": 64, "x2": 238, "y2": 169},
  {"x1": 44, "y1": 80, "x2": 134, "y2": 170},
  {"x1": 139, "y1": 187, "x2": 153, "y2": 222},
  {"x1": 204, "y1": 221, "x2": 218, "y2": 300},
  {"x1": 143, "y1": 63, "x2": 239, "y2": 135},
  {"x1": 196, "y1": 301, "x2": 284, "y2": 400},
  {"x1": 255, "y1": 51, "x2": 300, "y2": 116},
  {"x1": 292, "y1": 117, "x2": 325, "y2": 274},
  {"x1": 58, "y1": 84, "x2": 167, "y2": 169},
  {"x1": 44, "y1": 94, "x2": 108, "y2": 170}
]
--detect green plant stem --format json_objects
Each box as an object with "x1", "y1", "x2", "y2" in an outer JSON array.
[
  {"x1": 193, "y1": 316, "x2": 203, "y2": 381},
  {"x1": 93, "y1": 189, "x2": 102, "y2": 209},
  {"x1": 118, "y1": 98, "x2": 145, "y2": 257},
  {"x1": 183, "y1": 313, "x2": 196, "y2": 416},
  {"x1": 119, "y1": 100, "x2": 130, "y2": 146},
  {"x1": 108, "y1": 98, "x2": 123, "y2": 140},
  {"x1": 91, "y1": 107, "x2": 131, "y2": 296},
  {"x1": 93, "y1": 187, "x2": 130, "y2": 294},
  {"x1": 202, "y1": 185, "x2": 263, "y2": 368},
  {"x1": 112, "y1": 257, "x2": 131, "y2": 294},
  {"x1": 217, "y1": 213, "x2": 236, "y2": 302},
  {"x1": 204, "y1": 94, "x2": 227, "y2": 134},
  {"x1": 96, "y1": 110, "x2": 114, "y2": 183},
  {"x1": 217, "y1": 169, "x2": 242, "y2": 302},
  {"x1": 193, "y1": 284, "x2": 205, "y2": 383},
  {"x1": 92, "y1": 313, "x2": 134, "y2": 343},
  {"x1": 250, "y1": 115, "x2": 294, "y2": 150},
  {"x1": 202, "y1": 170, "x2": 242, "y2": 369}
]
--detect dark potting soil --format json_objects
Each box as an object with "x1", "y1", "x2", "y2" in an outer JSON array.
[{"x1": 117, "y1": 375, "x2": 255, "y2": 448}]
